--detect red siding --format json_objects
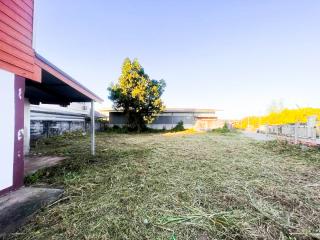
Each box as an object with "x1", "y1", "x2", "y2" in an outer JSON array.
[{"x1": 0, "y1": 0, "x2": 40, "y2": 81}]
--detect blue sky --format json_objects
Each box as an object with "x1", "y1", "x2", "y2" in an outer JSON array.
[{"x1": 34, "y1": 1, "x2": 320, "y2": 119}]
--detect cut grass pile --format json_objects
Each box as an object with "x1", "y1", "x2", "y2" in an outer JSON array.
[{"x1": 8, "y1": 132, "x2": 320, "y2": 239}]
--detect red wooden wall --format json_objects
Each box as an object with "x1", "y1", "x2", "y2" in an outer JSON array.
[{"x1": 0, "y1": 0, "x2": 40, "y2": 81}]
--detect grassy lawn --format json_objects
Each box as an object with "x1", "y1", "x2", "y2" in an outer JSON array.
[{"x1": 9, "y1": 131, "x2": 320, "y2": 240}]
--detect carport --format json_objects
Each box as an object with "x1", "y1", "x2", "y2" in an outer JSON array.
[
  {"x1": 0, "y1": 54, "x2": 103, "y2": 235},
  {"x1": 0, "y1": 52, "x2": 104, "y2": 237},
  {"x1": 4, "y1": 52, "x2": 103, "y2": 198},
  {"x1": 0, "y1": 1, "x2": 103, "y2": 235},
  {"x1": 0, "y1": 0, "x2": 103, "y2": 198},
  {"x1": 24, "y1": 53, "x2": 103, "y2": 156}
]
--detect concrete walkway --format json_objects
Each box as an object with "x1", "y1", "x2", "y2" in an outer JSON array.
[
  {"x1": 0, "y1": 187, "x2": 63, "y2": 237},
  {"x1": 242, "y1": 131, "x2": 320, "y2": 147},
  {"x1": 24, "y1": 156, "x2": 67, "y2": 176},
  {"x1": 242, "y1": 131, "x2": 275, "y2": 141}
]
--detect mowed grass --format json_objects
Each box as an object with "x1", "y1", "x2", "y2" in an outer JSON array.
[{"x1": 9, "y1": 132, "x2": 320, "y2": 240}]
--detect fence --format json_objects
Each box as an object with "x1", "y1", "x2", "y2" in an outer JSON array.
[
  {"x1": 262, "y1": 120, "x2": 320, "y2": 146},
  {"x1": 30, "y1": 120, "x2": 106, "y2": 141}
]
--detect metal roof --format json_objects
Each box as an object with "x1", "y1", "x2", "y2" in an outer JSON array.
[
  {"x1": 102, "y1": 108, "x2": 216, "y2": 113},
  {"x1": 163, "y1": 108, "x2": 216, "y2": 113},
  {"x1": 25, "y1": 53, "x2": 103, "y2": 105}
]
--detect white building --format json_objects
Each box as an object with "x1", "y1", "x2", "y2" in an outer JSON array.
[{"x1": 103, "y1": 108, "x2": 223, "y2": 131}]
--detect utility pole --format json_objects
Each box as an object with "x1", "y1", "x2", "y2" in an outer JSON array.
[{"x1": 90, "y1": 101, "x2": 95, "y2": 155}]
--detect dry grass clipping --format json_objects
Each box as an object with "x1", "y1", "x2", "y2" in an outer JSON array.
[{"x1": 8, "y1": 132, "x2": 320, "y2": 240}]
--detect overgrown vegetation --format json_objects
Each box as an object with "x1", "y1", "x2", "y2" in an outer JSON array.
[
  {"x1": 171, "y1": 121, "x2": 185, "y2": 132},
  {"x1": 102, "y1": 123, "x2": 187, "y2": 134},
  {"x1": 212, "y1": 122, "x2": 232, "y2": 134},
  {"x1": 259, "y1": 140, "x2": 320, "y2": 163},
  {"x1": 9, "y1": 132, "x2": 320, "y2": 239}
]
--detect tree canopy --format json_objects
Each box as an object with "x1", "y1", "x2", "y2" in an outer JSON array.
[
  {"x1": 108, "y1": 58, "x2": 166, "y2": 131},
  {"x1": 234, "y1": 107, "x2": 320, "y2": 129}
]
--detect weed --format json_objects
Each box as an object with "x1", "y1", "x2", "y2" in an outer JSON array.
[{"x1": 171, "y1": 121, "x2": 185, "y2": 132}]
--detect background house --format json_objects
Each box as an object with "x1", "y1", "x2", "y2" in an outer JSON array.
[{"x1": 101, "y1": 108, "x2": 223, "y2": 131}]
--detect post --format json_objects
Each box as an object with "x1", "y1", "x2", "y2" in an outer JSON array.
[
  {"x1": 171, "y1": 112, "x2": 174, "y2": 129},
  {"x1": 294, "y1": 123, "x2": 299, "y2": 144},
  {"x1": 13, "y1": 76, "x2": 25, "y2": 189},
  {"x1": 90, "y1": 100, "x2": 95, "y2": 155},
  {"x1": 24, "y1": 98, "x2": 30, "y2": 155}
]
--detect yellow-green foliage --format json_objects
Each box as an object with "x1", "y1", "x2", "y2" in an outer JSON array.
[
  {"x1": 235, "y1": 108, "x2": 320, "y2": 129},
  {"x1": 108, "y1": 58, "x2": 166, "y2": 131}
]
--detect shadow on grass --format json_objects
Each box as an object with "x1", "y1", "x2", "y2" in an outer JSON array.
[{"x1": 26, "y1": 132, "x2": 149, "y2": 186}]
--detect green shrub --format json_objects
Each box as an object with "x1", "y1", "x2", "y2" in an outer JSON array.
[
  {"x1": 171, "y1": 121, "x2": 185, "y2": 132},
  {"x1": 31, "y1": 131, "x2": 86, "y2": 149},
  {"x1": 212, "y1": 122, "x2": 231, "y2": 134},
  {"x1": 102, "y1": 125, "x2": 168, "y2": 134},
  {"x1": 223, "y1": 122, "x2": 229, "y2": 130},
  {"x1": 105, "y1": 125, "x2": 129, "y2": 133},
  {"x1": 24, "y1": 171, "x2": 43, "y2": 185}
]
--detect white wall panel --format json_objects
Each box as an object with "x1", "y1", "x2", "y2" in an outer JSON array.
[{"x1": 0, "y1": 70, "x2": 14, "y2": 190}]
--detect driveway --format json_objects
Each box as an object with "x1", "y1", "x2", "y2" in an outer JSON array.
[{"x1": 242, "y1": 131, "x2": 275, "y2": 141}]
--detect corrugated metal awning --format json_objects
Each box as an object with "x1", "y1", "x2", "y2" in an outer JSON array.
[{"x1": 25, "y1": 53, "x2": 103, "y2": 105}]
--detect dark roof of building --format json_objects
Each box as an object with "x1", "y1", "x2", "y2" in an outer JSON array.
[
  {"x1": 163, "y1": 108, "x2": 216, "y2": 113},
  {"x1": 104, "y1": 108, "x2": 216, "y2": 113}
]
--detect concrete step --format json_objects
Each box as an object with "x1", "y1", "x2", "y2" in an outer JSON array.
[{"x1": 0, "y1": 187, "x2": 63, "y2": 237}]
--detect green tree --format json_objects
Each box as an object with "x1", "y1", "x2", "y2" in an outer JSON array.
[{"x1": 108, "y1": 58, "x2": 166, "y2": 132}]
